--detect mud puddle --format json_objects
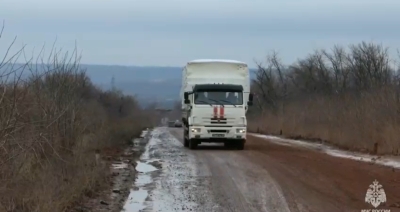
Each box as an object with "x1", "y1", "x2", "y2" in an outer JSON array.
[
  {"x1": 121, "y1": 135, "x2": 162, "y2": 212},
  {"x1": 121, "y1": 127, "x2": 213, "y2": 212},
  {"x1": 70, "y1": 130, "x2": 151, "y2": 212}
]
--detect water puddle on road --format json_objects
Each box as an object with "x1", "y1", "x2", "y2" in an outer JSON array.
[
  {"x1": 122, "y1": 188, "x2": 148, "y2": 212},
  {"x1": 136, "y1": 174, "x2": 152, "y2": 186},
  {"x1": 121, "y1": 160, "x2": 160, "y2": 212},
  {"x1": 122, "y1": 128, "x2": 203, "y2": 212},
  {"x1": 136, "y1": 161, "x2": 158, "y2": 173}
]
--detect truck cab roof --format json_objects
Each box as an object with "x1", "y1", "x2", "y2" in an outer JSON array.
[{"x1": 188, "y1": 59, "x2": 247, "y2": 66}]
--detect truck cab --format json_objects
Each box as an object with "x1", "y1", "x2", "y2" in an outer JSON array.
[{"x1": 181, "y1": 59, "x2": 253, "y2": 150}]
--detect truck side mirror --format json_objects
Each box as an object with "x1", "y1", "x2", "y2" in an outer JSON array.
[
  {"x1": 184, "y1": 92, "x2": 190, "y2": 104},
  {"x1": 248, "y1": 93, "x2": 254, "y2": 106}
]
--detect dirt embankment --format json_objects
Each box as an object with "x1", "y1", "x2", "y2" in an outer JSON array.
[
  {"x1": 71, "y1": 135, "x2": 150, "y2": 212},
  {"x1": 248, "y1": 96, "x2": 400, "y2": 156}
]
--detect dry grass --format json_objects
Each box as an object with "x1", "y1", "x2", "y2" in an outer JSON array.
[
  {"x1": 249, "y1": 42, "x2": 400, "y2": 155},
  {"x1": 249, "y1": 88, "x2": 400, "y2": 155},
  {"x1": 0, "y1": 28, "x2": 154, "y2": 212}
]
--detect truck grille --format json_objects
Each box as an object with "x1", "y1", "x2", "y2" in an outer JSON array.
[
  {"x1": 208, "y1": 129, "x2": 228, "y2": 133},
  {"x1": 201, "y1": 117, "x2": 235, "y2": 125},
  {"x1": 211, "y1": 120, "x2": 227, "y2": 124}
]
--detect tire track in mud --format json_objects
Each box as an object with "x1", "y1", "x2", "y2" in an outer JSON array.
[
  {"x1": 169, "y1": 128, "x2": 293, "y2": 212},
  {"x1": 122, "y1": 127, "x2": 218, "y2": 212},
  {"x1": 200, "y1": 151, "x2": 292, "y2": 212},
  {"x1": 245, "y1": 135, "x2": 400, "y2": 212},
  {"x1": 125, "y1": 128, "x2": 298, "y2": 212}
]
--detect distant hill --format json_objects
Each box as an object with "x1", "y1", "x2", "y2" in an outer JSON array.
[
  {"x1": 1, "y1": 63, "x2": 257, "y2": 108},
  {"x1": 82, "y1": 64, "x2": 258, "y2": 108}
]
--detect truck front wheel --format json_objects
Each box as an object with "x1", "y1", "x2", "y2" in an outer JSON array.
[
  {"x1": 184, "y1": 137, "x2": 189, "y2": 147},
  {"x1": 183, "y1": 130, "x2": 189, "y2": 147},
  {"x1": 224, "y1": 141, "x2": 235, "y2": 149},
  {"x1": 189, "y1": 139, "x2": 198, "y2": 150},
  {"x1": 236, "y1": 140, "x2": 245, "y2": 150}
]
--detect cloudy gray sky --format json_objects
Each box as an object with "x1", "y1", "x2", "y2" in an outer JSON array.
[{"x1": 1, "y1": 0, "x2": 400, "y2": 67}]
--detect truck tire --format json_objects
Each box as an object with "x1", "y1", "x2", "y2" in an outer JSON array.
[
  {"x1": 183, "y1": 130, "x2": 189, "y2": 147},
  {"x1": 189, "y1": 139, "x2": 197, "y2": 150},
  {"x1": 184, "y1": 137, "x2": 189, "y2": 147},
  {"x1": 224, "y1": 141, "x2": 235, "y2": 150},
  {"x1": 236, "y1": 140, "x2": 245, "y2": 150}
]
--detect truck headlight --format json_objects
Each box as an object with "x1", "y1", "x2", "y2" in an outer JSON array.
[
  {"x1": 236, "y1": 128, "x2": 246, "y2": 133},
  {"x1": 191, "y1": 128, "x2": 201, "y2": 133}
]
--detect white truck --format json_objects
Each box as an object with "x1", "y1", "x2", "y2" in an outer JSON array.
[{"x1": 180, "y1": 59, "x2": 253, "y2": 150}]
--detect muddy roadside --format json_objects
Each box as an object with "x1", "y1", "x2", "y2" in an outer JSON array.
[{"x1": 71, "y1": 129, "x2": 151, "y2": 212}]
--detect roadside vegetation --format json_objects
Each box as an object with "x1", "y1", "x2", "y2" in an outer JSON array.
[
  {"x1": 0, "y1": 27, "x2": 155, "y2": 212},
  {"x1": 248, "y1": 41, "x2": 400, "y2": 155}
]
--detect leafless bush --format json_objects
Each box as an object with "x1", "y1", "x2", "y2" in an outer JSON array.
[
  {"x1": 0, "y1": 26, "x2": 153, "y2": 212},
  {"x1": 249, "y1": 41, "x2": 400, "y2": 155}
]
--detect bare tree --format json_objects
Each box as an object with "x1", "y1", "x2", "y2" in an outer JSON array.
[
  {"x1": 0, "y1": 23, "x2": 155, "y2": 212},
  {"x1": 252, "y1": 51, "x2": 288, "y2": 112}
]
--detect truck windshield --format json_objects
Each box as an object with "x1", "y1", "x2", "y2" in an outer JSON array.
[{"x1": 194, "y1": 91, "x2": 243, "y2": 105}]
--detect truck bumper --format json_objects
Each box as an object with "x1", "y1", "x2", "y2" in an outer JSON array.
[{"x1": 188, "y1": 126, "x2": 246, "y2": 142}]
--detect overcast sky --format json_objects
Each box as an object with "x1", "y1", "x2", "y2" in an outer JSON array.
[{"x1": 1, "y1": 0, "x2": 400, "y2": 67}]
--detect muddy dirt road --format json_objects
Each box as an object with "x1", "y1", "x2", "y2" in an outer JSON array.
[{"x1": 123, "y1": 127, "x2": 400, "y2": 212}]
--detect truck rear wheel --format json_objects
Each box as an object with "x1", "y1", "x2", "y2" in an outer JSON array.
[{"x1": 189, "y1": 139, "x2": 198, "y2": 149}]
